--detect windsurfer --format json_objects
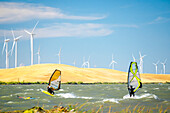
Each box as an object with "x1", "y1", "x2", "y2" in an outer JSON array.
[
  {"x1": 128, "y1": 85, "x2": 135, "y2": 97},
  {"x1": 47, "y1": 86, "x2": 54, "y2": 95}
]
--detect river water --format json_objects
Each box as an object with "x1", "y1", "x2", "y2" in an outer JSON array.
[{"x1": 0, "y1": 84, "x2": 169, "y2": 112}]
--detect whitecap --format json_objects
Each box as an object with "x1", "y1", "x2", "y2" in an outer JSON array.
[
  {"x1": 7, "y1": 101, "x2": 14, "y2": 104},
  {"x1": 42, "y1": 99, "x2": 51, "y2": 102},
  {"x1": 55, "y1": 93, "x2": 93, "y2": 99},
  {"x1": 103, "y1": 98, "x2": 119, "y2": 103},
  {"x1": 25, "y1": 89, "x2": 34, "y2": 91},
  {"x1": 123, "y1": 93, "x2": 158, "y2": 100},
  {"x1": 56, "y1": 93, "x2": 76, "y2": 98},
  {"x1": 80, "y1": 96, "x2": 93, "y2": 99},
  {"x1": 59, "y1": 89, "x2": 64, "y2": 91}
]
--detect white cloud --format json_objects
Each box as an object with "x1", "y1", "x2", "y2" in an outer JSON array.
[
  {"x1": 148, "y1": 16, "x2": 170, "y2": 24},
  {"x1": 0, "y1": 23, "x2": 114, "y2": 39},
  {"x1": 112, "y1": 24, "x2": 139, "y2": 28},
  {"x1": 0, "y1": 2, "x2": 106, "y2": 23}
]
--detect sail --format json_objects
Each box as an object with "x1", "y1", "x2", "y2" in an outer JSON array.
[
  {"x1": 127, "y1": 62, "x2": 142, "y2": 93},
  {"x1": 48, "y1": 69, "x2": 61, "y2": 90}
]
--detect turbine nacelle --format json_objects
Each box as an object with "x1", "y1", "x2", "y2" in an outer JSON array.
[
  {"x1": 14, "y1": 36, "x2": 22, "y2": 41},
  {"x1": 2, "y1": 39, "x2": 10, "y2": 54},
  {"x1": 5, "y1": 39, "x2": 10, "y2": 42}
]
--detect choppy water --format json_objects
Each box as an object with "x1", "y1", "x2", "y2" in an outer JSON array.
[{"x1": 0, "y1": 84, "x2": 169, "y2": 112}]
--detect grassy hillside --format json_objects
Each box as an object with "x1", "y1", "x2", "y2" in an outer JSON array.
[{"x1": 0, "y1": 64, "x2": 169, "y2": 83}]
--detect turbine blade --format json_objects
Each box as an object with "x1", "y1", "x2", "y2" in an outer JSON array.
[
  {"x1": 24, "y1": 30, "x2": 31, "y2": 35},
  {"x1": 164, "y1": 59, "x2": 167, "y2": 64},
  {"x1": 31, "y1": 21, "x2": 39, "y2": 33},
  {"x1": 132, "y1": 54, "x2": 135, "y2": 61},
  {"x1": 11, "y1": 41, "x2": 16, "y2": 55},
  {"x1": 11, "y1": 29, "x2": 15, "y2": 39},
  {"x1": 16, "y1": 35, "x2": 22, "y2": 40},
  {"x1": 2, "y1": 42, "x2": 6, "y2": 55},
  {"x1": 109, "y1": 62, "x2": 113, "y2": 67},
  {"x1": 88, "y1": 56, "x2": 90, "y2": 61},
  {"x1": 139, "y1": 52, "x2": 141, "y2": 57},
  {"x1": 38, "y1": 46, "x2": 40, "y2": 52}
]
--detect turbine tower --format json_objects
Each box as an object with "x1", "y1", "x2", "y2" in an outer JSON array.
[
  {"x1": 161, "y1": 59, "x2": 167, "y2": 74},
  {"x1": 139, "y1": 52, "x2": 146, "y2": 73},
  {"x1": 24, "y1": 21, "x2": 39, "y2": 65},
  {"x1": 153, "y1": 61, "x2": 159, "y2": 74},
  {"x1": 11, "y1": 30, "x2": 22, "y2": 68},
  {"x1": 36, "y1": 46, "x2": 40, "y2": 64},
  {"x1": 73, "y1": 59, "x2": 76, "y2": 67},
  {"x1": 109, "y1": 54, "x2": 117, "y2": 70},
  {"x1": 2, "y1": 36, "x2": 10, "y2": 69},
  {"x1": 57, "y1": 48, "x2": 61, "y2": 64}
]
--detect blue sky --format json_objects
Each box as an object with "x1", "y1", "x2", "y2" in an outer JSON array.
[{"x1": 0, "y1": 0, "x2": 170, "y2": 74}]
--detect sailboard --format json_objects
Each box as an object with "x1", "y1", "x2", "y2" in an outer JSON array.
[
  {"x1": 40, "y1": 69, "x2": 61, "y2": 96},
  {"x1": 40, "y1": 88, "x2": 54, "y2": 96},
  {"x1": 127, "y1": 62, "x2": 142, "y2": 93}
]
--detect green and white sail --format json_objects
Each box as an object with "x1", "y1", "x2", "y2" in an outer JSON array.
[{"x1": 127, "y1": 62, "x2": 142, "y2": 93}]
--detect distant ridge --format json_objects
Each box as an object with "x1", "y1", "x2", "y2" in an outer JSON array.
[{"x1": 0, "y1": 64, "x2": 169, "y2": 83}]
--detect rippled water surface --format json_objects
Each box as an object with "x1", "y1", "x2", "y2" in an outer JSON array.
[{"x1": 0, "y1": 84, "x2": 169, "y2": 112}]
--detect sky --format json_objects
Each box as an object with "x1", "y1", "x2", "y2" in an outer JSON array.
[{"x1": 0, "y1": 0, "x2": 170, "y2": 74}]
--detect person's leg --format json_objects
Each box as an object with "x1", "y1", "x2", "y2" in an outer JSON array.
[
  {"x1": 132, "y1": 93, "x2": 135, "y2": 97},
  {"x1": 130, "y1": 93, "x2": 132, "y2": 97}
]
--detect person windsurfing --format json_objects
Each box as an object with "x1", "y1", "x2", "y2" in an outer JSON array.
[
  {"x1": 47, "y1": 69, "x2": 61, "y2": 95},
  {"x1": 128, "y1": 85, "x2": 135, "y2": 97},
  {"x1": 127, "y1": 62, "x2": 142, "y2": 97},
  {"x1": 47, "y1": 85, "x2": 54, "y2": 95}
]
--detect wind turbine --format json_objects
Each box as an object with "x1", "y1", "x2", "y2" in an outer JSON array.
[
  {"x1": 161, "y1": 59, "x2": 167, "y2": 74},
  {"x1": 139, "y1": 52, "x2": 146, "y2": 73},
  {"x1": 2, "y1": 35, "x2": 10, "y2": 69},
  {"x1": 11, "y1": 30, "x2": 22, "y2": 68},
  {"x1": 73, "y1": 59, "x2": 76, "y2": 67},
  {"x1": 36, "y1": 46, "x2": 40, "y2": 64},
  {"x1": 153, "y1": 61, "x2": 159, "y2": 74},
  {"x1": 109, "y1": 54, "x2": 117, "y2": 70},
  {"x1": 24, "y1": 21, "x2": 39, "y2": 65},
  {"x1": 85, "y1": 56, "x2": 90, "y2": 68},
  {"x1": 57, "y1": 48, "x2": 61, "y2": 64},
  {"x1": 81, "y1": 57, "x2": 87, "y2": 68}
]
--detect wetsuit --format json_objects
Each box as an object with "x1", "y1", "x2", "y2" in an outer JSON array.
[
  {"x1": 128, "y1": 86, "x2": 135, "y2": 97},
  {"x1": 47, "y1": 87, "x2": 54, "y2": 95}
]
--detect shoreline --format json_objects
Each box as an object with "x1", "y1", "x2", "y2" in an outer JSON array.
[{"x1": 0, "y1": 81, "x2": 169, "y2": 85}]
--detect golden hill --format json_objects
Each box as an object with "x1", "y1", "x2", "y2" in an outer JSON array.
[{"x1": 0, "y1": 64, "x2": 169, "y2": 83}]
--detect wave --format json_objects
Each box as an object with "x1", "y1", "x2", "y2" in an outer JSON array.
[
  {"x1": 14, "y1": 92, "x2": 30, "y2": 95},
  {"x1": 55, "y1": 93, "x2": 93, "y2": 99},
  {"x1": 25, "y1": 89, "x2": 34, "y2": 91},
  {"x1": 1, "y1": 94, "x2": 13, "y2": 98},
  {"x1": 123, "y1": 93, "x2": 158, "y2": 99},
  {"x1": 94, "y1": 93, "x2": 159, "y2": 104},
  {"x1": 7, "y1": 101, "x2": 15, "y2": 104},
  {"x1": 103, "y1": 98, "x2": 119, "y2": 103},
  {"x1": 59, "y1": 89, "x2": 64, "y2": 91}
]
